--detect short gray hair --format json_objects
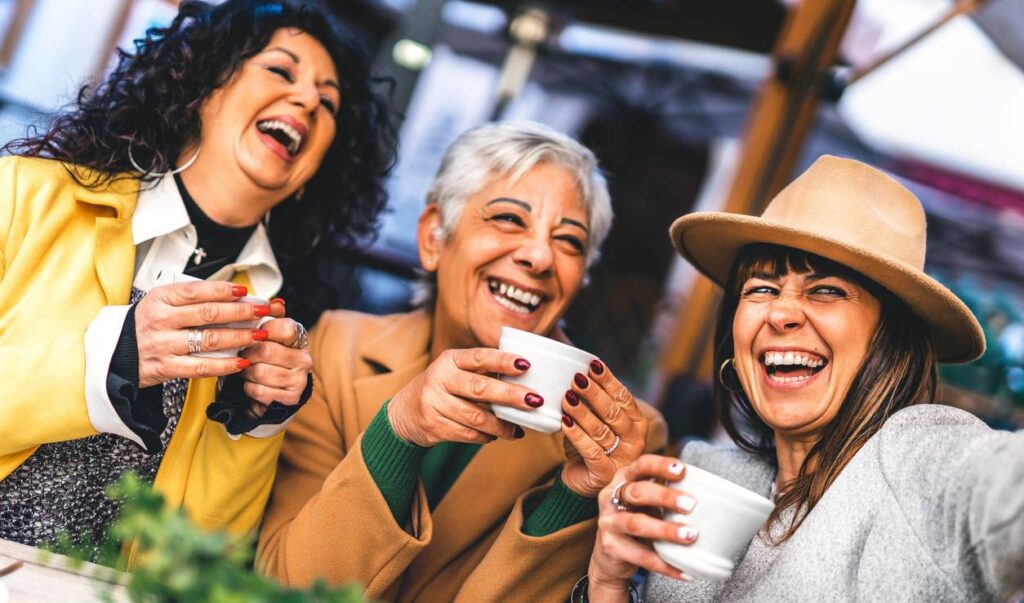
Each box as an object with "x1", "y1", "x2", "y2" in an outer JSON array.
[
  {"x1": 427, "y1": 121, "x2": 613, "y2": 263},
  {"x1": 413, "y1": 121, "x2": 614, "y2": 306}
]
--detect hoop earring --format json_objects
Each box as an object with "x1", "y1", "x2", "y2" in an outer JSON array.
[
  {"x1": 718, "y1": 358, "x2": 743, "y2": 393},
  {"x1": 128, "y1": 142, "x2": 200, "y2": 177}
]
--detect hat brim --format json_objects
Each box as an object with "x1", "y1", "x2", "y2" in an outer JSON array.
[{"x1": 669, "y1": 212, "x2": 985, "y2": 363}]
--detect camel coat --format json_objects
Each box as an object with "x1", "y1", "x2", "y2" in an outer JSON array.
[{"x1": 258, "y1": 309, "x2": 667, "y2": 601}]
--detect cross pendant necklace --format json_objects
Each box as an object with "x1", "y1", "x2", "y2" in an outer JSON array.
[{"x1": 192, "y1": 247, "x2": 207, "y2": 265}]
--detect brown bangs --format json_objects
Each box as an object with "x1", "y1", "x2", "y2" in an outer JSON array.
[{"x1": 731, "y1": 243, "x2": 875, "y2": 296}]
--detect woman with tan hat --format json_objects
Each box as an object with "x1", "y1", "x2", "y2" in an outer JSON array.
[{"x1": 576, "y1": 155, "x2": 1023, "y2": 601}]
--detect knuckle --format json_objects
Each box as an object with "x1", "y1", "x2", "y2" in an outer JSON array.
[
  {"x1": 195, "y1": 360, "x2": 212, "y2": 377},
  {"x1": 202, "y1": 329, "x2": 220, "y2": 349},
  {"x1": 624, "y1": 514, "x2": 644, "y2": 534},
  {"x1": 198, "y1": 302, "x2": 219, "y2": 323},
  {"x1": 466, "y1": 409, "x2": 488, "y2": 429},
  {"x1": 470, "y1": 348, "x2": 488, "y2": 366},
  {"x1": 470, "y1": 376, "x2": 488, "y2": 398}
]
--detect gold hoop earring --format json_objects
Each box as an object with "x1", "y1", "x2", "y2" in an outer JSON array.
[{"x1": 718, "y1": 357, "x2": 743, "y2": 393}]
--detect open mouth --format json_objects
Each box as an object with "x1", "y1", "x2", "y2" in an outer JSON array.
[
  {"x1": 487, "y1": 277, "x2": 546, "y2": 315},
  {"x1": 257, "y1": 119, "x2": 305, "y2": 156},
  {"x1": 761, "y1": 351, "x2": 828, "y2": 384}
]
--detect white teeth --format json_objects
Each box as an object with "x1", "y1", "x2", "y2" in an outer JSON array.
[
  {"x1": 499, "y1": 283, "x2": 508, "y2": 295},
  {"x1": 488, "y1": 278, "x2": 542, "y2": 312},
  {"x1": 492, "y1": 292, "x2": 529, "y2": 314},
  {"x1": 763, "y1": 352, "x2": 825, "y2": 368},
  {"x1": 257, "y1": 119, "x2": 303, "y2": 154},
  {"x1": 783, "y1": 351, "x2": 794, "y2": 365}
]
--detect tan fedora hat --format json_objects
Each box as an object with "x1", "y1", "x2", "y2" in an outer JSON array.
[{"x1": 669, "y1": 155, "x2": 985, "y2": 363}]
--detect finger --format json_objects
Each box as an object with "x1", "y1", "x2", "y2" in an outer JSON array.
[
  {"x1": 260, "y1": 318, "x2": 302, "y2": 347},
  {"x1": 561, "y1": 412, "x2": 612, "y2": 466},
  {"x1": 168, "y1": 300, "x2": 272, "y2": 329},
  {"x1": 588, "y1": 359, "x2": 639, "y2": 411},
  {"x1": 242, "y1": 362, "x2": 304, "y2": 390},
  {"x1": 153, "y1": 280, "x2": 249, "y2": 306},
  {"x1": 618, "y1": 480, "x2": 697, "y2": 515},
  {"x1": 444, "y1": 369, "x2": 541, "y2": 411},
  {"x1": 436, "y1": 397, "x2": 519, "y2": 441},
  {"x1": 243, "y1": 380, "x2": 302, "y2": 406},
  {"x1": 596, "y1": 534, "x2": 689, "y2": 581},
  {"x1": 562, "y1": 389, "x2": 618, "y2": 451},
  {"x1": 623, "y1": 455, "x2": 688, "y2": 483},
  {"x1": 178, "y1": 326, "x2": 265, "y2": 355},
  {"x1": 571, "y1": 367, "x2": 637, "y2": 430},
  {"x1": 241, "y1": 342, "x2": 313, "y2": 372},
  {"x1": 445, "y1": 348, "x2": 533, "y2": 377},
  {"x1": 160, "y1": 355, "x2": 251, "y2": 381},
  {"x1": 432, "y1": 412, "x2": 502, "y2": 444},
  {"x1": 600, "y1": 510, "x2": 699, "y2": 545}
]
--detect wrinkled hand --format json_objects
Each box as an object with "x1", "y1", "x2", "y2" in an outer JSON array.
[
  {"x1": 135, "y1": 281, "x2": 285, "y2": 388},
  {"x1": 588, "y1": 455, "x2": 694, "y2": 601},
  {"x1": 559, "y1": 360, "x2": 648, "y2": 498},
  {"x1": 387, "y1": 348, "x2": 541, "y2": 447},
  {"x1": 239, "y1": 316, "x2": 312, "y2": 418}
]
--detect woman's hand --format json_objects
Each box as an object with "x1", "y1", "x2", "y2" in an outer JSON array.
[
  {"x1": 387, "y1": 348, "x2": 542, "y2": 447},
  {"x1": 559, "y1": 360, "x2": 648, "y2": 498},
  {"x1": 588, "y1": 454, "x2": 694, "y2": 600},
  {"x1": 239, "y1": 317, "x2": 312, "y2": 417},
  {"x1": 135, "y1": 281, "x2": 285, "y2": 388}
]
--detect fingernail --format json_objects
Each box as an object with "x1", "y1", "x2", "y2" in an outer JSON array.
[
  {"x1": 565, "y1": 390, "x2": 579, "y2": 406},
  {"x1": 237, "y1": 358, "x2": 251, "y2": 370},
  {"x1": 562, "y1": 413, "x2": 574, "y2": 427},
  {"x1": 254, "y1": 305, "x2": 271, "y2": 317},
  {"x1": 231, "y1": 285, "x2": 248, "y2": 297},
  {"x1": 252, "y1": 329, "x2": 269, "y2": 341},
  {"x1": 270, "y1": 297, "x2": 286, "y2": 305},
  {"x1": 514, "y1": 426, "x2": 525, "y2": 439},
  {"x1": 590, "y1": 359, "x2": 605, "y2": 375},
  {"x1": 677, "y1": 495, "x2": 697, "y2": 513},
  {"x1": 525, "y1": 393, "x2": 544, "y2": 407},
  {"x1": 514, "y1": 358, "x2": 531, "y2": 371},
  {"x1": 679, "y1": 572, "x2": 693, "y2": 582},
  {"x1": 678, "y1": 526, "x2": 699, "y2": 543},
  {"x1": 574, "y1": 373, "x2": 589, "y2": 388},
  {"x1": 668, "y1": 461, "x2": 685, "y2": 475}
]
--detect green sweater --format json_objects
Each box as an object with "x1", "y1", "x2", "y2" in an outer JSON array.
[{"x1": 361, "y1": 401, "x2": 596, "y2": 536}]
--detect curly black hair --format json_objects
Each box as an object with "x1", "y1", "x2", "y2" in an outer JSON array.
[{"x1": 4, "y1": 0, "x2": 397, "y2": 325}]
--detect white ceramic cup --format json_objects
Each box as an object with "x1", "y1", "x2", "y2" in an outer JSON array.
[
  {"x1": 172, "y1": 273, "x2": 272, "y2": 359},
  {"x1": 652, "y1": 464, "x2": 775, "y2": 581},
  {"x1": 494, "y1": 326, "x2": 597, "y2": 434}
]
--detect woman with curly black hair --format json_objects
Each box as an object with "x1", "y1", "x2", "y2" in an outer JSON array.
[{"x1": 0, "y1": 0, "x2": 395, "y2": 563}]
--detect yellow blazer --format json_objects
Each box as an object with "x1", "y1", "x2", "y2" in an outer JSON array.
[
  {"x1": 257, "y1": 309, "x2": 668, "y2": 601},
  {"x1": 0, "y1": 156, "x2": 284, "y2": 546}
]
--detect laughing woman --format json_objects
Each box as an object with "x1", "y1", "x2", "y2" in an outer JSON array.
[
  {"x1": 258, "y1": 122, "x2": 667, "y2": 601},
  {"x1": 581, "y1": 156, "x2": 1024, "y2": 602},
  {"x1": 0, "y1": 0, "x2": 394, "y2": 562}
]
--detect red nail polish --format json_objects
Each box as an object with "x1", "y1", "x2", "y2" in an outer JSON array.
[
  {"x1": 566, "y1": 390, "x2": 579, "y2": 406},
  {"x1": 237, "y1": 358, "x2": 251, "y2": 370},
  {"x1": 590, "y1": 359, "x2": 605, "y2": 375},
  {"x1": 514, "y1": 358, "x2": 531, "y2": 371},
  {"x1": 514, "y1": 426, "x2": 525, "y2": 439},
  {"x1": 574, "y1": 373, "x2": 589, "y2": 388},
  {"x1": 525, "y1": 393, "x2": 544, "y2": 407},
  {"x1": 231, "y1": 285, "x2": 248, "y2": 297},
  {"x1": 254, "y1": 305, "x2": 271, "y2": 317},
  {"x1": 562, "y1": 413, "x2": 574, "y2": 427},
  {"x1": 270, "y1": 297, "x2": 286, "y2": 305},
  {"x1": 252, "y1": 329, "x2": 269, "y2": 341}
]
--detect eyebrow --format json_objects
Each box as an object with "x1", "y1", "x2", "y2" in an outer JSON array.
[{"x1": 265, "y1": 47, "x2": 341, "y2": 94}]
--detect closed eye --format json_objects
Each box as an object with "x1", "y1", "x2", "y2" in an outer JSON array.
[
  {"x1": 489, "y1": 213, "x2": 526, "y2": 227},
  {"x1": 267, "y1": 65, "x2": 294, "y2": 82},
  {"x1": 810, "y1": 285, "x2": 846, "y2": 298},
  {"x1": 320, "y1": 96, "x2": 337, "y2": 115},
  {"x1": 742, "y1": 285, "x2": 778, "y2": 297},
  {"x1": 556, "y1": 235, "x2": 585, "y2": 254}
]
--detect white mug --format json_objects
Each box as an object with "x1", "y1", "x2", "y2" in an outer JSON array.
[
  {"x1": 495, "y1": 326, "x2": 597, "y2": 434},
  {"x1": 653, "y1": 464, "x2": 775, "y2": 581},
  {"x1": 173, "y1": 273, "x2": 272, "y2": 358}
]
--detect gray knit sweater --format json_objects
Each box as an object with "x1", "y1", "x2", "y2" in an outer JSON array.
[{"x1": 645, "y1": 405, "x2": 1024, "y2": 602}]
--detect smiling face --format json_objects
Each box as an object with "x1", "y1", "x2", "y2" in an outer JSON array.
[
  {"x1": 731, "y1": 262, "x2": 882, "y2": 441},
  {"x1": 189, "y1": 28, "x2": 340, "y2": 207},
  {"x1": 419, "y1": 162, "x2": 589, "y2": 352}
]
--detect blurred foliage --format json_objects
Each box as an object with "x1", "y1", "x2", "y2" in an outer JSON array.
[
  {"x1": 939, "y1": 279, "x2": 1024, "y2": 430},
  {"x1": 45, "y1": 473, "x2": 366, "y2": 603}
]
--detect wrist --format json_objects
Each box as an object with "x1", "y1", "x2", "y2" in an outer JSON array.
[
  {"x1": 571, "y1": 574, "x2": 637, "y2": 603},
  {"x1": 385, "y1": 396, "x2": 419, "y2": 446}
]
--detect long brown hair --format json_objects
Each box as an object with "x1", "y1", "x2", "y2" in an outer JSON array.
[{"x1": 714, "y1": 243, "x2": 938, "y2": 542}]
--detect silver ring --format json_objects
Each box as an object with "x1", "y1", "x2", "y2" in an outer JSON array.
[
  {"x1": 291, "y1": 322, "x2": 309, "y2": 349},
  {"x1": 610, "y1": 480, "x2": 630, "y2": 512},
  {"x1": 603, "y1": 435, "x2": 621, "y2": 456},
  {"x1": 187, "y1": 328, "x2": 203, "y2": 354}
]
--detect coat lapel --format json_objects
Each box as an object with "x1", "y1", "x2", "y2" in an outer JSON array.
[{"x1": 73, "y1": 173, "x2": 140, "y2": 305}]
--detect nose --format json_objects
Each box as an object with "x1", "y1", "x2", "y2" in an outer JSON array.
[
  {"x1": 766, "y1": 291, "x2": 806, "y2": 332},
  {"x1": 512, "y1": 235, "x2": 554, "y2": 276},
  {"x1": 289, "y1": 80, "x2": 320, "y2": 114}
]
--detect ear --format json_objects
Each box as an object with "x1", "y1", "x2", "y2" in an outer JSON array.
[{"x1": 417, "y1": 204, "x2": 444, "y2": 272}]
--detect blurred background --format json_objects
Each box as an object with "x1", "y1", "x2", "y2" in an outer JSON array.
[{"x1": 0, "y1": 0, "x2": 1021, "y2": 444}]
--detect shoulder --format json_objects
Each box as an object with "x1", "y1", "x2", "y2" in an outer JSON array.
[
  {"x1": 0, "y1": 156, "x2": 72, "y2": 184},
  {"x1": 874, "y1": 403, "x2": 995, "y2": 475},
  {"x1": 680, "y1": 440, "x2": 775, "y2": 495},
  {"x1": 313, "y1": 309, "x2": 404, "y2": 343}
]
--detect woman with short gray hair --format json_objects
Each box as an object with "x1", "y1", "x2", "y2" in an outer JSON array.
[{"x1": 258, "y1": 121, "x2": 667, "y2": 601}]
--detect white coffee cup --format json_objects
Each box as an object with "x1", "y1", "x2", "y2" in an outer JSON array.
[
  {"x1": 652, "y1": 464, "x2": 775, "y2": 581},
  {"x1": 495, "y1": 326, "x2": 597, "y2": 434},
  {"x1": 173, "y1": 273, "x2": 272, "y2": 359}
]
